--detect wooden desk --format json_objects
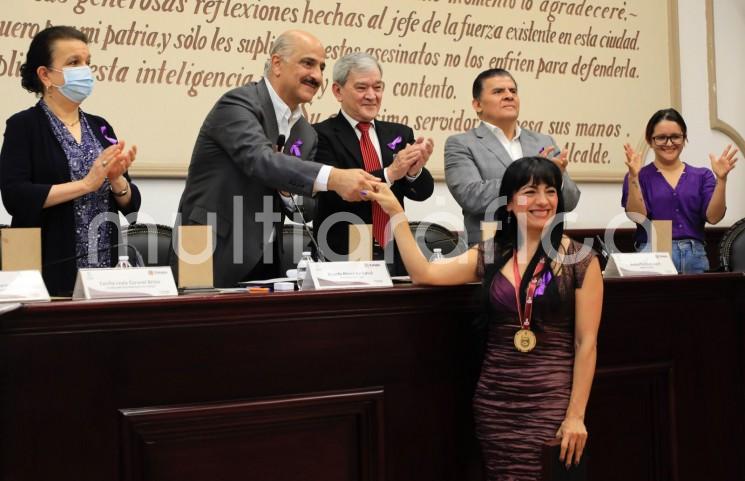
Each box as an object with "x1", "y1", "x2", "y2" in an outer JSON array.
[{"x1": 1, "y1": 274, "x2": 743, "y2": 481}]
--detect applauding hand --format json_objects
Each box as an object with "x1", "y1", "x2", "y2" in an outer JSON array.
[
  {"x1": 407, "y1": 137, "x2": 434, "y2": 176},
  {"x1": 83, "y1": 143, "x2": 124, "y2": 193},
  {"x1": 623, "y1": 143, "x2": 643, "y2": 178},
  {"x1": 540, "y1": 146, "x2": 568, "y2": 172},
  {"x1": 106, "y1": 141, "x2": 137, "y2": 181},
  {"x1": 710, "y1": 144, "x2": 738, "y2": 181}
]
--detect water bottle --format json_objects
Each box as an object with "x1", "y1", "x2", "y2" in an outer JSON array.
[
  {"x1": 429, "y1": 248, "x2": 444, "y2": 262},
  {"x1": 296, "y1": 251, "x2": 313, "y2": 289},
  {"x1": 115, "y1": 255, "x2": 133, "y2": 268}
]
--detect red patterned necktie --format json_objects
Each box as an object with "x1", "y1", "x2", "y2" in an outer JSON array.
[{"x1": 356, "y1": 122, "x2": 389, "y2": 246}]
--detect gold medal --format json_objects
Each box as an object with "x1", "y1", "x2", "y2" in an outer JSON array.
[{"x1": 514, "y1": 328, "x2": 537, "y2": 352}]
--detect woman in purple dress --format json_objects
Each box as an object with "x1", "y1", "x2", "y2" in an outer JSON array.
[
  {"x1": 0, "y1": 26, "x2": 140, "y2": 295},
  {"x1": 622, "y1": 108, "x2": 737, "y2": 273},
  {"x1": 364, "y1": 156, "x2": 603, "y2": 481}
]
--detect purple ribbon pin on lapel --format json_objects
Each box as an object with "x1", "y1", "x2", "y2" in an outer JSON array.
[
  {"x1": 387, "y1": 135, "x2": 402, "y2": 150},
  {"x1": 100, "y1": 126, "x2": 118, "y2": 145},
  {"x1": 290, "y1": 139, "x2": 303, "y2": 156},
  {"x1": 534, "y1": 270, "x2": 553, "y2": 297}
]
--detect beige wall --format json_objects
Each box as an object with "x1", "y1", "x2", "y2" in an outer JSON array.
[{"x1": 0, "y1": 0, "x2": 743, "y2": 231}]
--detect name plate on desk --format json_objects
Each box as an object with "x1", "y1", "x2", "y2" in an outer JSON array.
[
  {"x1": 301, "y1": 261, "x2": 393, "y2": 290},
  {"x1": 73, "y1": 267, "x2": 178, "y2": 300},
  {"x1": 603, "y1": 252, "x2": 678, "y2": 278},
  {"x1": 0, "y1": 270, "x2": 50, "y2": 302}
]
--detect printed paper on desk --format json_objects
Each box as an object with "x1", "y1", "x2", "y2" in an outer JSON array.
[
  {"x1": 300, "y1": 261, "x2": 392, "y2": 290},
  {"x1": 73, "y1": 267, "x2": 178, "y2": 300},
  {"x1": 603, "y1": 252, "x2": 678, "y2": 278},
  {"x1": 0, "y1": 270, "x2": 50, "y2": 302}
]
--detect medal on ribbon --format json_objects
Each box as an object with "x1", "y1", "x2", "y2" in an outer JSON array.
[{"x1": 511, "y1": 251, "x2": 547, "y2": 353}]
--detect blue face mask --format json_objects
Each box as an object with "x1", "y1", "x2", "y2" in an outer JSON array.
[{"x1": 51, "y1": 66, "x2": 94, "y2": 103}]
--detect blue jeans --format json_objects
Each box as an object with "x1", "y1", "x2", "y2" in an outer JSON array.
[{"x1": 636, "y1": 239, "x2": 710, "y2": 274}]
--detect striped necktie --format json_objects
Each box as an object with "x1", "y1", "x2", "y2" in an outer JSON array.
[{"x1": 356, "y1": 122, "x2": 389, "y2": 246}]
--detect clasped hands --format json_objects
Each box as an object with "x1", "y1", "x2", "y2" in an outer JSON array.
[
  {"x1": 84, "y1": 141, "x2": 137, "y2": 193},
  {"x1": 328, "y1": 137, "x2": 434, "y2": 202},
  {"x1": 387, "y1": 137, "x2": 434, "y2": 181},
  {"x1": 539, "y1": 145, "x2": 568, "y2": 173}
]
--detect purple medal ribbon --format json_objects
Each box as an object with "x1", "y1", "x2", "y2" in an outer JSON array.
[
  {"x1": 100, "y1": 126, "x2": 118, "y2": 145},
  {"x1": 289, "y1": 139, "x2": 303, "y2": 156},
  {"x1": 387, "y1": 135, "x2": 402, "y2": 150}
]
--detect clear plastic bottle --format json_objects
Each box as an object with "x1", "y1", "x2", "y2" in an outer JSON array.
[
  {"x1": 296, "y1": 251, "x2": 313, "y2": 289},
  {"x1": 429, "y1": 248, "x2": 444, "y2": 262},
  {"x1": 115, "y1": 255, "x2": 133, "y2": 268}
]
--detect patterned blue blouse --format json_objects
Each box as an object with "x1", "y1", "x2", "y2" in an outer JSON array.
[{"x1": 40, "y1": 100, "x2": 113, "y2": 268}]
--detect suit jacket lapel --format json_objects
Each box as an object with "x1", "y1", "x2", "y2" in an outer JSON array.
[
  {"x1": 375, "y1": 121, "x2": 395, "y2": 168},
  {"x1": 518, "y1": 129, "x2": 541, "y2": 156},
  {"x1": 332, "y1": 112, "x2": 365, "y2": 168},
  {"x1": 257, "y1": 79, "x2": 280, "y2": 146},
  {"x1": 475, "y1": 121, "x2": 511, "y2": 169}
]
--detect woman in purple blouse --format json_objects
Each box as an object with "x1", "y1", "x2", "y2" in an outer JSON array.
[
  {"x1": 622, "y1": 108, "x2": 738, "y2": 273},
  {"x1": 0, "y1": 26, "x2": 140, "y2": 295}
]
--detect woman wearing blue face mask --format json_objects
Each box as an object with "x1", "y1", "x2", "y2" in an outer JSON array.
[{"x1": 0, "y1": 26, "x2": 141, "y2": 296}]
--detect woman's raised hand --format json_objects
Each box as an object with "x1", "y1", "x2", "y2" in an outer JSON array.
[
  {"x1": 710, "y1": 144, "x2": 738, "y2": 181},
  {"x1": 623, "y1": 143, "x2": 642, "y2": 178}
]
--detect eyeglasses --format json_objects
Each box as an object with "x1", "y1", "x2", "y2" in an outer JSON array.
[{"x1": 651, "y1": 134, "x2": 686, "y2": 146}]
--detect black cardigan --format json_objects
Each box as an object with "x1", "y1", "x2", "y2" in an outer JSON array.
[{"x1": 0, "y1": 103, "x2": 141, "y2": 295}]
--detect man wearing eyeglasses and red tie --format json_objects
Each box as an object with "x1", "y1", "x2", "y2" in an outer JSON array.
[{"x1": 313, "y1": 52, "x2": 435, "y2": 274}]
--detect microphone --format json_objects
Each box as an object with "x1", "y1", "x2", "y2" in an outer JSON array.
[{"x1": 42, "y1": 243, "x2": 145, "y2": 268}]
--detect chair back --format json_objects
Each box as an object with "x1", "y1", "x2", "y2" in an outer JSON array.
[
  {"x1": 123, "y1": 223, "x2": 173, "y2": 267},
  {"x1": 280, "y1": 223, "x2": 313, "y2": 274},
  {"x1": 719, "y1": 217, "x2": 745, "y2": 272},
  {"x1": 409, "y1": 221, "x2": 465, "y2": 257}
]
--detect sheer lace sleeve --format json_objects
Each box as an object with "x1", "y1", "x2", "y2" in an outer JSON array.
[{"x1": 567, "y1": 239, "x2": 598, "y2": 289}]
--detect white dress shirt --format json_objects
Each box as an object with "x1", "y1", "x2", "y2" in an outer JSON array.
[
  {"x1": 483, "y1": 121, "x2": 523, "y2": 161},
  {"x1": 265, "y1": 80, "x2": 331, "y2": 191}
]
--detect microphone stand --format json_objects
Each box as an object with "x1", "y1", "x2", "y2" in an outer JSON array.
[{"x1": 276, "y1": 134, "x2": 327, "y2": 262}]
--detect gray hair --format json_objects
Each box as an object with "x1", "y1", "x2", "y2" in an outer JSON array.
[
  {"x1": 333, "y1": 52, "x2": 382, "y2": 86},
  {"x1": 264, "y1": 31, "x2": 297, "y2": 77}
]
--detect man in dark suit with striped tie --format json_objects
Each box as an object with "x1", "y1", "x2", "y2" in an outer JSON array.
[{"x1": 313, "y1": 52, "x2": 435, "y2": 274}]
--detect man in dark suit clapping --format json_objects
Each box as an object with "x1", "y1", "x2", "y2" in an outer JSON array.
[
  {"x1": 313, "y1": 52, "x2": 435, "y2": 274},
  {"x1": 175, "y1": 31, "x2": 379, "y2": 287}
]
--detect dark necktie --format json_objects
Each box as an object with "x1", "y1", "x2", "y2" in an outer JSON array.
[{"x1": 356, "y1": 122, "x2": 389, "y2": 246}]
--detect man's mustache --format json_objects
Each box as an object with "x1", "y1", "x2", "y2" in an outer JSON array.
[{"x1": 302, "y1": 77, "x2": 320, "y2": 88}]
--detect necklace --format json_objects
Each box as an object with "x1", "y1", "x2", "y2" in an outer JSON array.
[
  {"x1": 62, "y1": 117, "x2": 81, "y2": 128},
  {"x1": 43, "y1": 96, "x2": 80, "y2": 128}
]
